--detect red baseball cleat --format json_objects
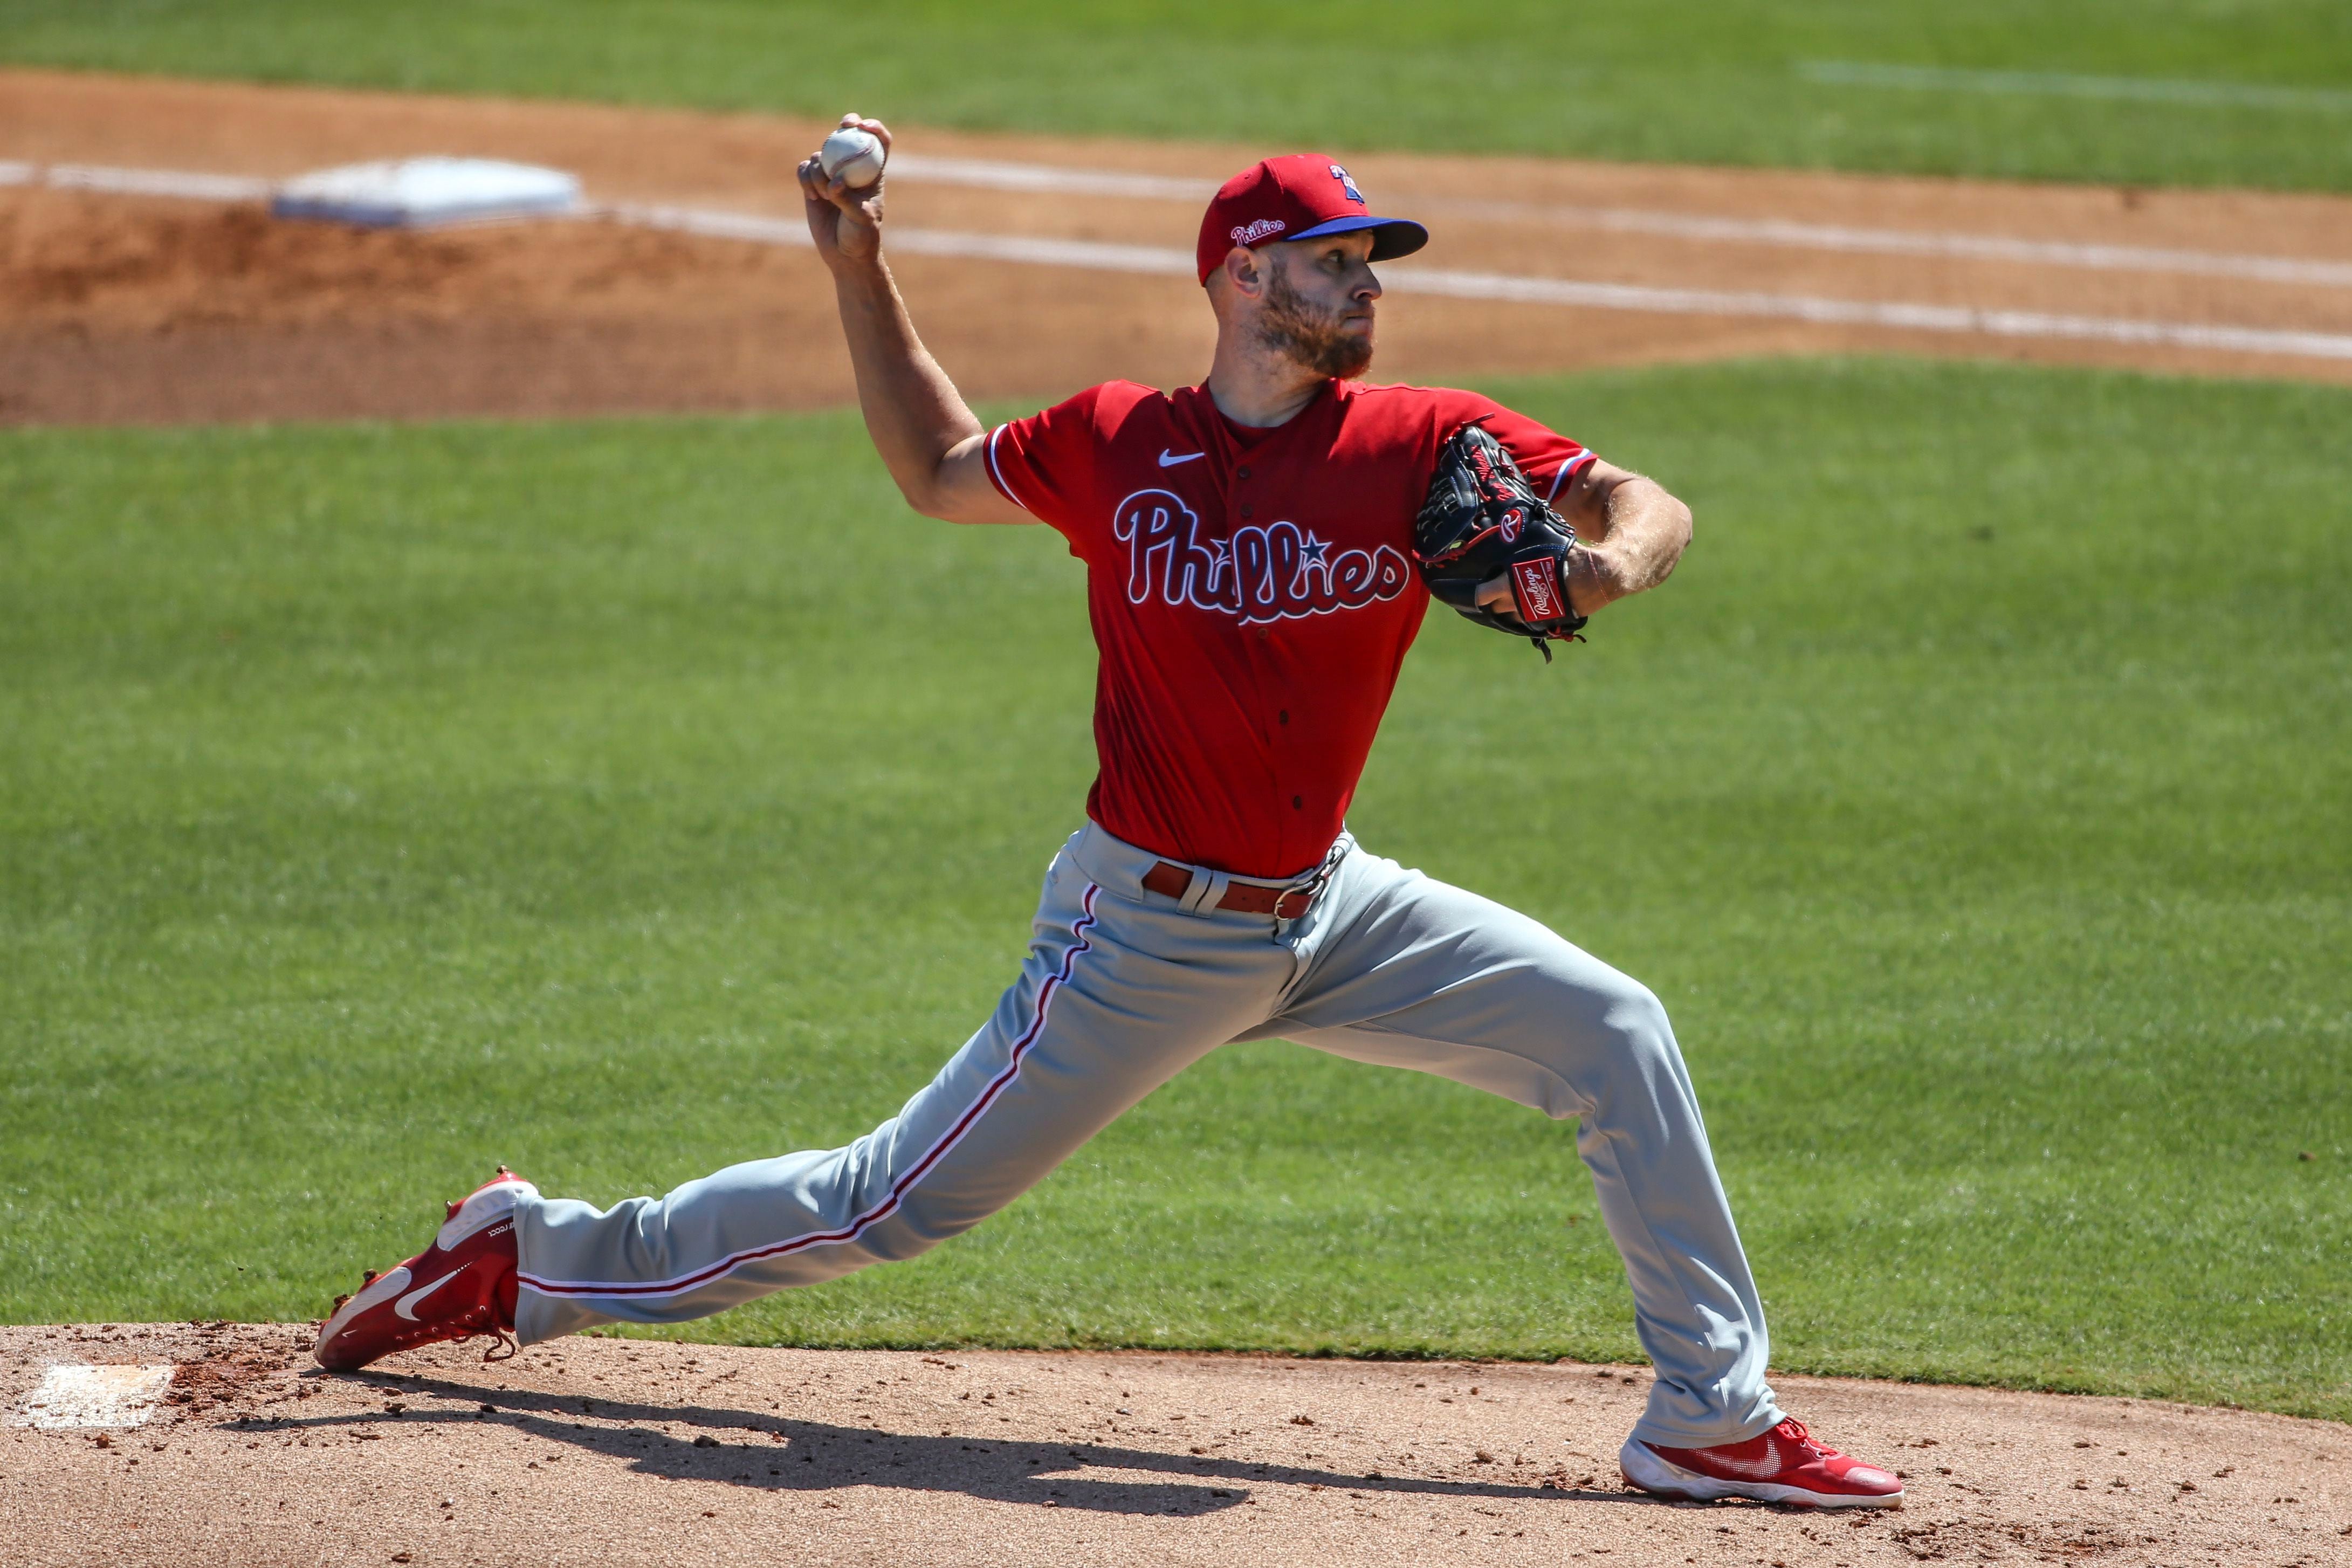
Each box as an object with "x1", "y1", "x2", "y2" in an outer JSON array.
[
  {"x1": 1619, "y1": 1418, "x2": 1904, "y2": 1508},
  {"x1": 313, "y1": 1167, "x2": 537, "y2": 1372}
]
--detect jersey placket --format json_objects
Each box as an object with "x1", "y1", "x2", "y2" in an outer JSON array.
[{"x1": 1222, "y1": 419, "x2": 1314, "y2": 872}]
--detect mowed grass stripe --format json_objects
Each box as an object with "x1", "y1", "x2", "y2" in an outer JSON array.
[
  {"x1": 0, "y1": 359, "x2": 2346, "y2": 1421},
  {"x1": 4, "y1": 0, "x2": 2352, "y2": 192}
]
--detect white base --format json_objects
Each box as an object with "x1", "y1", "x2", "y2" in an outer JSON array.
[
  {"x1": 8, "y1": 1364, "x2": 175, "y2": 1429},
  {"x1": 272, "y1": 157, "x2": 581, "y2": 229}
]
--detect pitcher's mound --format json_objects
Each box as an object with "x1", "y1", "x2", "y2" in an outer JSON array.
[{"x1": 4, "y1": 1322, "x2": 2344, "y2": 1566}]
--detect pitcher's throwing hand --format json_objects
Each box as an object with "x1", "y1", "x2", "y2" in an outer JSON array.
[{"x1": 797, "y1": 112, "x2": 890, "y2": 265}]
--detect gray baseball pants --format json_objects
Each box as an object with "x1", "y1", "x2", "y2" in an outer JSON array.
[{"x1": 511, "y1": 822, "x2": 1783, "y2": 1447}]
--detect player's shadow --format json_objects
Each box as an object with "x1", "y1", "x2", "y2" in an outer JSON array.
[{"x1": 236, "y1": 1368, "x2": 1634, "y2": 1517}]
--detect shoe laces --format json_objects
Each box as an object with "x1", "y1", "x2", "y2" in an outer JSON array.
[
  {"x1": 1773, "y1": 1418, "x2": 1826, "y2": 1456},
  {"x1": 443, "y1": 1304, "x2": 519, "y2": 1364}
]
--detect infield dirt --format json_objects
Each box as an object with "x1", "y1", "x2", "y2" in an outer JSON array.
[
  {"x1": 6, "y1": 68, "x2": 2352, "y2": 425},
  {"x1": 9, "y1": 1323, "x2": 2351, "y2": 1567}
]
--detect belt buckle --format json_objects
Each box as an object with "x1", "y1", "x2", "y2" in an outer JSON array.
[{"x1": 1274, "y1": 861, "x2": 1335, "y2": 921}]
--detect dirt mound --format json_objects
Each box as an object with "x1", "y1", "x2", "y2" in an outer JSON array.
[
  {"x1": 165, "y1": 1345, "x2": 295, "y2": 1419},
  {"x1": 1, "y1": 192, "x2": 756, "y2": 329},
  {"x1": 6, "y1": 196, "x2": 478, "y2": 322},
  {"x1": 4, "y1": 1323, "x2": 2347, "y2": 1567}
]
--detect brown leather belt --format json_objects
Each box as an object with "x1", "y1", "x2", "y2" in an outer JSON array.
[{"x1": 1142, "y1": 860, "x2": 1318, "y2": 919}]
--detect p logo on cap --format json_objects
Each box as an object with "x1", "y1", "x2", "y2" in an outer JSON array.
[{"x1": 1196, "y1": 154, "x2": 1428, "y2": 284}]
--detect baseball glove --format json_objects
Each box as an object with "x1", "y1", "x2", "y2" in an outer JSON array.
[{"x1": 1412, "y1": 419, "x2": 1588, "y2": 662}]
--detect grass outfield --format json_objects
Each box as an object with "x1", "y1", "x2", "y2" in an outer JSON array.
[
  {"x1": 2, "y1": 359, "x2": 2348, "y2": 1422},
  {"x1": 5, "y1": 1, "x2": 2352, "y2": 192}
]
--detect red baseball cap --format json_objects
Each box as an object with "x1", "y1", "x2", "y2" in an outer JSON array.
[{"x1": 1194, "y1": 154, "x2": 1428, "y2": 285}]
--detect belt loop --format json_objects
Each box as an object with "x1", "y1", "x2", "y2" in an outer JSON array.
[
  {"x1": 1180, "y1": 868, "x2": 1226, "y2": 916},
  {"x1": 1067, "y1": 821, "x2": 1119, "y2": 896},
  {"x1": 1326, "y1": 830, "x2": 1355, "y2": 872}
]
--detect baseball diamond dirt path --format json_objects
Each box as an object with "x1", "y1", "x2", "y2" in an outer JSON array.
[
  {"x1": 7, "y1": 1325, "x2": 2350, "y2": 1567},
  {"x1": 5, "y1": 69, "x2": 2352, "y2": 425}
]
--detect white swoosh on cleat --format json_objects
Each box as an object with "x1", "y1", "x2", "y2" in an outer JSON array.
[
  {"x1": 325, "y1": 1266, "x2": 410, "y2": 1332},
  {"x1": 393, "y1": 1270, "x2": 460, "y2": 1321}
]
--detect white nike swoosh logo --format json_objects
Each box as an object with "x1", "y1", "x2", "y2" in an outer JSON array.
[
  {"x1": 1158, "y1": 449, "x2": 1205, "y2": 467},
  {"x1": 393, "y1": 1270, "x2": 460, "y2": 1321}
]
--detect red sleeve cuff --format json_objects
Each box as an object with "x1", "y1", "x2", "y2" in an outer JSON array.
[
  {"x1": 1545, "y1": 449, "x2": 1599, "y2": 503},
  {"x1": 985, "y1": 424, "x2": 1036, "y2": 515}
]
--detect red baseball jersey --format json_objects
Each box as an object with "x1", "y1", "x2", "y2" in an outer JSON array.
[{"x1": 986, "y1": 377, "x2": 1595, "y2": 879}]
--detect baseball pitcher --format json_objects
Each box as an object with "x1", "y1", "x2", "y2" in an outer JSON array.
[{"x1": 315, "y1": 117, "x2": 1902, "y2": 1509}]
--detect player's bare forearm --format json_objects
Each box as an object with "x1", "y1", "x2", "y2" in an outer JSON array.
[
  {"x1": 1559, "y1": 465, "x2": 1691, "y2": 616},
  {"x1": 799, "y1": 115, "x2": 1022, "y2": 525},
  {"x1": 828, "y1": 259, "x2": 989, "y2": 516}
]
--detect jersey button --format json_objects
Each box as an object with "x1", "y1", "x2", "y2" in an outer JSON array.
[
  {"x1": 1292, "y1": 795, "x2": 1304, "y2": 810},
  {"x1": 1237, "y1": 466, "x2": 1251, "y2": 480},
  {"x1": 1241, "y1": 505, "x2": 1254, "y2": 519},
  {"x1": 1278, "y1": 710, "x2": 1289, "y2": 726}
]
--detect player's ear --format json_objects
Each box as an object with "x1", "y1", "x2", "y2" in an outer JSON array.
[{"x1": 1223, "y1": 245, "x2": 1264, "y2": 298}]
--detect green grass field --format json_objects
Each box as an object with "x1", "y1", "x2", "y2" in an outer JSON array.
[
  {"x1": 6, "y1": 0, "x2": 2352, "y2": 191},
  {"x1": 3, "y1": 358, "x2": 2347, "y2": 1421}
]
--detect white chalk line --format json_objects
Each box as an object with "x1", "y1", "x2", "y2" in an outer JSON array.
[
  {"x1": 19, "y1": 154, "x2": 2352, "y2": 292},
  {"x1": 12, "y1": 161, "x2": 2352, "y2": 362},
  {"x1": 7, "y1": 1364, "x2": 176, "y2": 1429},
  {"x1": 1428, "y1": 198, "x2": 2352, "y2": 290},
  {"x1": 888, "y1": 153, "x2": 1213, "y2": 203},
  {"x1": 1376, "y1": 267, "x2": 2352, "y2": 361},
  {"x1": 1800, "y1": 61, "x2": 2352, "y2": 113},
  {"x1": 605, "y1": 201, "x2": 1200, "y2": 275},
  {"x1": 43, "y1": 162, "x2": 274, "y2": 201},
  {"x1": 869, "y1": 152, "x2": 2352, "y2": 291},
  {"x1": 606, "y1": 203, "x2": 2352, "y2": 362}
]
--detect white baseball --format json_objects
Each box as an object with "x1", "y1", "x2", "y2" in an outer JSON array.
[{"x1": 819, "y1": 126, "x2": 886, "y2": 188}]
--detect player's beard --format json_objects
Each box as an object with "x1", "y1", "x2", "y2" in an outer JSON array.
[{"x1": 1254, "y1": 262, "x2": 1375, "y2": 380}]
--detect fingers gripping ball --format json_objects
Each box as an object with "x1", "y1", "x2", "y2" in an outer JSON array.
[
  {"x1": 1412, "y1": 419, "x2": 1589, "y2": 663},
  {"x1": 820, "y1": 127, "x2": 887, "y2": 189}
]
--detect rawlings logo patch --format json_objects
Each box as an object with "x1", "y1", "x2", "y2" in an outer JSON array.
[
  {"x1": 1510, "y1": 556, "x2": 1564, "y2": 622},
  {"x1": 1230, "y1": 217, "x2": 1287, "y2": 245},
  {"x1": 1498, "y1": 505, "x2": 1526, "y2": 543}
]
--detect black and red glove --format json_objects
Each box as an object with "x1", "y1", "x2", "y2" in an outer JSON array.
[{"x1": 1412, "y1": 419, "x2": 1588, "y2": 663}]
